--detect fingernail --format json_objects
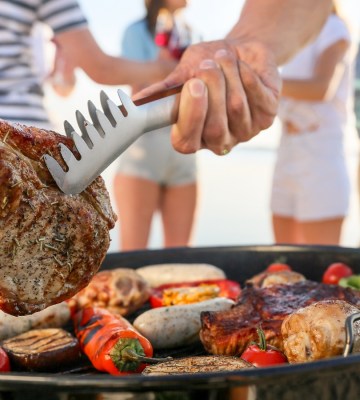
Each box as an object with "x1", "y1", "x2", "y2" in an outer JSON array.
[
  {"x1": 215, "y1": 49, "x2": 228, "y2": 58},
  {"x1": 189, "y1": 79, "x2": 206, "y2": 98},
  {"x1": 199, "y1": 59, "x2": 218, "y2": 70}
]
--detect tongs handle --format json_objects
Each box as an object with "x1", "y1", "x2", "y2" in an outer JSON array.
[
  {"x1": 133, "y1": 84, "x2": 183, "y2": 106},
  {"x1": 343, "y1": 312, "x2": 360, "y2": 357},
  {"x1": 128, "y1": 84, "x2": 183, "y2": 134}
]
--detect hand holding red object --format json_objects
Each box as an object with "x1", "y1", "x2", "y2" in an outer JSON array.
[
  {"x1": 149, "y1": 279, "x2": 241, "y2": 308},
  {"x1": 241, "y1": 327, "x2": 287, "y2": 367},
  {"x1": 322, "y1": 263, "x2": 353, "y2": 285},
  {"x1": 73, "y1": 307, "x2": 167, "y2": 375}
]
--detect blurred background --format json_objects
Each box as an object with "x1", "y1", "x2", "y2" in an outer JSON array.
[{"x1": 40, "y1": 0, "x2": 360, "y2": 252}]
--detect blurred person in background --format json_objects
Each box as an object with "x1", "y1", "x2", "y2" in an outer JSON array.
[
  {"x1": 0, "y1": 0, "x2": 174, "y2": 130},
  {"x1": 270, "y1": 2, "x2": 358, "y2": 245},
  {"x1": 113, "y1": 0, "x2": 198, "y2": 251}
]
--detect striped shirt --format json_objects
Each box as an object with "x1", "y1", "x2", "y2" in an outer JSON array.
[{"x1": 0, "y1": 0, "x2": 87, "y2": 125}]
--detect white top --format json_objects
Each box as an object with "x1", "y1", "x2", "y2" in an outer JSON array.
[
  {"x1": 0, "y1": 0, "x2": 87, "y2": 125},
  {"x1": 279, "y1": 14, "x2": 352, "y2": 134}
]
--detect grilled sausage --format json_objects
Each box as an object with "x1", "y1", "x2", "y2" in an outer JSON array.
[
  {"x1": 0, "y1": 302, "x2": 70, "y2": 341},
  {"x1": 133, "y1": 298, "x2": 234, "y2": 349},
  {"x1": 136, "y1": 263, "x2": 226, "y2": 287},
  {"x1": 2, "y1": 328, "x2": 81, "y2": 371}
]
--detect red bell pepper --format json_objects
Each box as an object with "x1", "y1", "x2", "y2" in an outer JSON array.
[
  {"x1": 0, "y1": 348, "x2": 10, "y2": 372},
  {"x1": 73, "y1": 306, "x2": 168, "y2": 375},
  {"x1": 149, "y1": 279, "x2": 241, "y2": 308}
]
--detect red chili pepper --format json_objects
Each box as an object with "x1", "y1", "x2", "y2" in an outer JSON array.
[
  {"x1": 72, "y1": 307, "x2": 167, "y2": 375},
  {"x1": 149, "y1": 279, "x2": 241, "y2": 308}
]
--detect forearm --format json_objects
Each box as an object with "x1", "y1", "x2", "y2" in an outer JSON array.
[
  {"x1": 227, "y1": 0, "x2": 332, "y2": 65},
  {"x1": 282, "y1": 79, "x2": 329, "y2": 101},
  {"x1": 55, "y1": 28, "x2": 172, "y2": 86},
  {"x1": 80, "y1": 56, "x2": 166, "y2": 86}
]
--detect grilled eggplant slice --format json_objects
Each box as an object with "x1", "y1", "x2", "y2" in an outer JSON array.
[
  {"x1": 142, "y1": 355, "x2": 254, "y2": 375},
  {"x1": 2, "y1": 328, "x2": 81, "y2": 371}
]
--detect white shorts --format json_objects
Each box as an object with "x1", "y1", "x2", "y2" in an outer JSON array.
[
  {"x1": 116, "y1": 126, "x2": 197, "y2": 186},
  {"x1": 270, "y1": 130, "x2": 350, "y2": 221}
]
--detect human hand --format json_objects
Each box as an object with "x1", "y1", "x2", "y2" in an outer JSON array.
[{"x1": 135, "y1": 39, "x2": 281, "y2": 155}]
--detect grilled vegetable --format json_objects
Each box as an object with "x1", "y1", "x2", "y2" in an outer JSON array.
[
  {"x1": 0, "y1": 348, "x2": 10, "y2": 372},
  {"x1": 322, "y1": 263, "x2": 353, "y2": 285},
  {"x1": 1, "y1": 328, "x2": 81, "y2": 371},
  {"x1": 266, "y1": 263, "x2": 292, "y2": 272},
  {"x1": 73, "y1": 307, "x2": 168, "y2": 375},
  {"x1": 136, "y1": 263, "x2": 226, "y2": 287},
  {"x1": 241, "y1": 327, "x2": 288, "y2": 367},
  {"x1": 133, "y1": 298, "x2": 235, "y2": 349},
  {"x1": 149, "y1": 279, "x2": 241, "y2": 308},
  {"x1": 68, "y1": 268, "x2": 150, "y2": 317},
  {"x1": 339, "y1": 275, "x2": 360, "y2": 290},
  {"x1": 143, "y1": 355, "x2": 254, "y2": 375}
]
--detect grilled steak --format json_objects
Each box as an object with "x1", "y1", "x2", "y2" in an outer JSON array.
[
  {"x1": 0, "y1": 120, "x2": 116, "y2": 316},
  {"x1": 200, "y1": 280, "x2": 360, "y2": 356}
]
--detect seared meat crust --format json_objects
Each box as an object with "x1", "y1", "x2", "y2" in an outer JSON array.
[
  {"x1": 282, "y1": 300, "x2": 360, "y2": 363},
  {"x1": 0, "y1": 120, "x2": 116, "y2": 315},
  {"x1": 200, "y1": 280, "x2": 360, "y2": 356}
]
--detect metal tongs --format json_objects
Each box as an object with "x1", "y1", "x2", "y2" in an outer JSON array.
[
  {"x1": 343, "y1": 312, "x2": 360, "y2": 357},
  {"x1": 44, "y1": 85, "x2": 182, "y2": 195}
]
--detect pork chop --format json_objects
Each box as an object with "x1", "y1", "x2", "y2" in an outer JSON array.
[
  {"x1": 200, "y1": 280, "x2": 360, "y2": 356},
  {"x1": 0, "y1": 120, "x2": 116, "y2": 315}
]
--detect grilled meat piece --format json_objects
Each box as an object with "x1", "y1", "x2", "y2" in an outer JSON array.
[
  {"x1": 0, "y1": 120, "x2": 116, "y2": 316},
  {"x1": 246, "y1": 270, "x2": 306, "y2": 288},
  {"x1": 200, "y1": 281, "x2": 360, "y2": 356},
  {"x1": 2, "y1": 328, "x2": 81, "y2": 371},
  {"x1": 142, "y1": 355, "x2": 254, "y2": 375},
  {"x1": 282, "y1": 300, "x2": 360, "y2": 363},
  {"x1": 68, "y1": 268, "x2": 150, "y2": 316}
]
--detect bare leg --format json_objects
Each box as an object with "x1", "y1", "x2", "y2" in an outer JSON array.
[
  {"x1": 272, "y1": 214, "x2": 302, "y2": 244},
  {"x1": 113, "y1": 174, "x2": 160, "y2": 251},
  {"x1": 160, "y1": 183, "x2": 197, "y2": 247},
  {"x1": 299, "y1": 217, "x2": 344, "y2": 245}
]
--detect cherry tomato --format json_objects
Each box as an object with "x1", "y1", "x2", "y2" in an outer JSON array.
[
  {"x1": 241, "y1": 344, "x2": 287, "y2": 367},
  {"x1": 0, "y1": 347, "x2": 10, "y2": 372},
  {"x1": 322, "y1": 262, "x2": 353, "y2": 285},
  {"x1": 240, "y1": 327, "x2": 287, "y2": 367},
  {"x1": 266, "y1": 263, "x2": 292, "y2": 272}
]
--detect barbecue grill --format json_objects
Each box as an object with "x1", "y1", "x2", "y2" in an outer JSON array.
[{"x1": 2, "y1": 244, "x2": 360, "y2": 400}]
